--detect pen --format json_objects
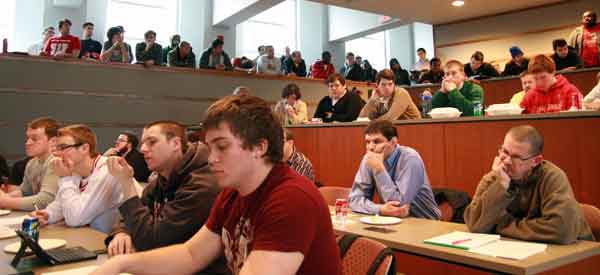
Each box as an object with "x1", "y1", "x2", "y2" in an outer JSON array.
[{"x1": 452, "y1": 238, "x2": 472, "y2": 245}]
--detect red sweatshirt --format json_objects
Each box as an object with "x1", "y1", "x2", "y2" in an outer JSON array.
[
  {"x1": 311, "y1": 60, "x2": 335, "y2": 79},
  {"x1": 520, "y1": 75, "x2": 582, "y2": 114}
]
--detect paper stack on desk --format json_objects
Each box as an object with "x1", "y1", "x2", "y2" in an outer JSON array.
[{"x1": 424, "y1": 231, "x2": 547, "y2": 260}]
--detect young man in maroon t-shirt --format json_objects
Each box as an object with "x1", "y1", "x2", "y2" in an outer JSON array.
[
  {"x1": 92, "y1": 96, "x2": 342, "y2": 275},
  {"x1": 42, "y1": 18, "x2": 81, "y2": 59}
]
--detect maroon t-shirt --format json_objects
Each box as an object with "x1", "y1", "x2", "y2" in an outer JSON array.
[{"x1": 205, "y1": 164, "x2": 342, "y2": 275}]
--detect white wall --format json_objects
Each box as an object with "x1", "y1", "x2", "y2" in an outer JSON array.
[
  {"x1": 387, "y1": 25, "x2": 413, "y2": 70},
  {"x1": 412, "y1": 22, "x2": 434, "y2": 62},
  {"x1": 297, "y1": 0, "x2": 327, "y2": 66},
  {"x1": 43, "y1": 0, "x2": 87, "y2": 37},
  {"x1": 13, "y1": 0, "x2": 45, "y2": 51},
  {"x1": 434, "y1": 0, "x2": 600, "y2": 67},
  {"x1": 328, "y1": 5, "x2": 382, "y2": 41},
  {"x1": 85, "y1": 0, "x2": 108, "y2": 43}
]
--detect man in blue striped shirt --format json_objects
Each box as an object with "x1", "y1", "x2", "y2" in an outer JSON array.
[{"x1": 349, "y1": 120, "x2": 441, "y2": 219}]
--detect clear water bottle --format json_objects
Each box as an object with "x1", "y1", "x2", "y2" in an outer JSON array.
[
  {"x1": 421, "y1": 93, "x2": 433, "y2": 118},
  {"x1": 473, "y1": 99, "x2": 483, "y2": 116}
]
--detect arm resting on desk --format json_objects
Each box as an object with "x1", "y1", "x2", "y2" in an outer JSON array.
[{"x1": 464, "y1": 171, "x2": 514, "y2": 233}]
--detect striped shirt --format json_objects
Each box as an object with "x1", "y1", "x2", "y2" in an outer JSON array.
[
  {"x1": 349, "y1": 145, "x2": 441, "y2": 219},
  {"x1": 287, "y1": 148, "x2": 315, "y2": 182}
]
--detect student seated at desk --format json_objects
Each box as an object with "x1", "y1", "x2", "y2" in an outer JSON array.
[
  {"x1": 427, "y1": 60, "x2": 485, "y2": 116},
  {"x1": 104, "y1": 121, "x2": 227, "y2": 274},
  {"x1": 32, "y1": 124, "x2": 124, "y2": 234},
  {"x1": 349, "y1": 120, "x2": 440, "y2": 219},
  {"x1": 313, "y1": 73, "x2": 365, "y2": 122},
  {"x1": 0, "y1": 117, "x2": 59, "y2": 211},
  {"x1": 358, "y1": 69, "x2": 421, "y2": 121},
  {"x1": 464, "y1": 125, "x2": 594, "y2": 244},
  {"x1": 520, "y1": 55, "x2": 583, "y2": 114},
  {"x1": 92, "y1": 95, "x2": 341, "y2": 275},
  {"x1": 509, "y1": 71, "x2": 536, "y2": 106}
]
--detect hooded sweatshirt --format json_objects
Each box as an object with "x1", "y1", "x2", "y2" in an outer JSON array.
[
  {"x1": 107, "y1": 142, "x2": 228, "y2": 274},
  {"x1": 520, "y1": 75, "x2": 583, "y2": 114}
]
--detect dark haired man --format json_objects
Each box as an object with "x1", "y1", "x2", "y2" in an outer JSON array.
[
  {"x1": 200, "y1": 38, "x2": 232, "y2": 70},
  {"x1": 93, "y1": 96, "x2": 342, "y2": 275},
  {"x1": 464, "y1": 51, "x2": 499, "y2": 79},
  {"x1": 313, "y1": 73, "x2": 365, "y2": 122},
  {"x1": 79, "y1": 22, "x2": 102, "y2": 60},
  {"x1": 103, "y1": 121, "x2": 227, "y2": 274},
  {"x1": 569, "y1": 11, "x2": 600, "y2": 68},
  {"x1": 104, "y1": 132, "x2": 150, "y2": 182},
  {"x1": 551, "y1": 39, "x2": 583, "y2": 71},
  {"x1": 135, "y1": 30, "x2": 163, "y2": 66},
  {"x1": 349, "y1": 120, "x2": 440, "y2": 219},
  {"x1": 464, "y1": 125, "x2": 594, "y2": 244},
  {"x1": 359, "y1": 69, "x2": 421, "y2": 121},
  {"x1": 42, "y1": 18, "x2": 80, "y2": 59}
]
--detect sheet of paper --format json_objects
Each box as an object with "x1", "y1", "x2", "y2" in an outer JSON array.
[
  {"x1": 424, "y1": 231, "x2": 501, "y2": 250},
  {"x1": 470, "y1": 240, "x2": 547, "y2": 260}
]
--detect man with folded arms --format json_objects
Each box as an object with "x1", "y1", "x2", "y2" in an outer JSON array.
[
  {"x1": 0, "y1": 118, "x2": 59, "y2": 210},
  {"x1": 464, "y1": 125, "x2": 594, "y2": 244},
  {"x1": 32, "y1": 125, "x2": 124, "y2": 233},
  {"x1": 93, "y1": 95, "x2": 341, "y2": 275},
  {"x1": 359, "y1": 68, "x2": 421, "y2": 121},
  {"x1": 429, "y1": 60, "x2": 485, "y2": 116},
  {"x1": 349, "y1": 120, "x2": 440, "y2": 219},
  {"x1": 104, "y1": 121, "x2": 227, "y2": 274}
]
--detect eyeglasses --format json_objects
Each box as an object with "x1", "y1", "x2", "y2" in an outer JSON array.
[
  {"x1": 497, "y1": 146, "x2": 537, "y2": 163},
  {"x1": 115, "y1": 138, "x2": 128, "y2": 143},
  {"x1": 55, "y1": 143, "x2": 83, "y2": 151}
]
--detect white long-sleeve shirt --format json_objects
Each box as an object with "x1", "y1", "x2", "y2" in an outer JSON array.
[{"x1": 45, "y1": 156, "x2": 124, "y2": 233}]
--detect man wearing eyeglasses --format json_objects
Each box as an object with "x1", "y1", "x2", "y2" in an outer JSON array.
[
  {"x1": 104, "y1": 132, "x2": 150, "y2": 182},
  {"x1": 464, "y1": 125, "x2": 594, "y2": 244},
  {"x1": 0, "y1": 118, "x2": 59, "y2": 210},
  {"x1": 31, "y1": 125, "x2": 124, "y2": 234}
]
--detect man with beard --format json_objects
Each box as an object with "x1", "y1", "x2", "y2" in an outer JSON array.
[{"x1": 569, "y1": 11, "x2": 600, "y2": 68}]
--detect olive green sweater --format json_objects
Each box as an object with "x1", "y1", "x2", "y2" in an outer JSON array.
[
  {"x1": 432, "y1": 81, "x2": 484, "y2": 116},
  {"x1": 464, "y1": 160, "x2": 594, "y2": 244}
]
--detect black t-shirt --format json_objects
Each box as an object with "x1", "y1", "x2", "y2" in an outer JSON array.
[
  {"x1": 80, "y1": 39, "x2": 102, "y2": 59},
  {"x1": 0, "y1": 154, "x2": 9, "y2": 183}
]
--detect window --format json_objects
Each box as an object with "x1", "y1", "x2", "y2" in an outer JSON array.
[
  {"x1": 345, "y1": 31, "x2": 387, "y2": 71},
  {"x1": 0, "y1": 0, "x2": 16, "y2": 46},
  {"x1": 106, "y1": 0, "x2": 178, "y2": 50},
  {"x1": 236, "y1": 0, "x2": 296, "y2": 59}
]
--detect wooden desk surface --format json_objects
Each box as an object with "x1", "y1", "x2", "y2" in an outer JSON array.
[
  {"x1": 0, "y1": 211, "x2": 108, "y2": 275},
  {"x1": 333, "y1": 210, "x2": 600, "y2": 275}
]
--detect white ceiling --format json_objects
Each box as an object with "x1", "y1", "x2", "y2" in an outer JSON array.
[{"x1": 310, "y1": 0, "x2": 568, "y2": 25}]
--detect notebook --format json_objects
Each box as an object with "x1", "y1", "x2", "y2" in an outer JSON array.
[
  {"x1": 424, "y1": 231, "x2": 500, "y2": 250},
  {"x1": 470, "y1": 240, "x2": 547, "y2": 260}
]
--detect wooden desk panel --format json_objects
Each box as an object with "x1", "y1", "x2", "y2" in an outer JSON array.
[{"x1": 289, "y1": 113, "x2": 600, "y2": 206}]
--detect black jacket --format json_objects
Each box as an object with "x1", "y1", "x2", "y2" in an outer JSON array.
[
  {"x1": 199, "y1": 48, "x2": 232, "y2": 70},
  {"x1": 501, "y1": 59, "x2": 529, "y2": 76},
  {"x1": 283, "y1": 58, "x2": 307, "y2": 77},
  {"x1": 341, "y1": 64, "x2": 364, "y2": 81},
  {"x1": 464, "y1": 62, "x2": 499, "y2": 79},
  {"x1": 313, "y1": 91, "x2": 365, "y2": 122},
  {"x1": 393, "y1": 68, "x2": 411, "y2": 86},
  {"x1": 552, "y1": 51, "x2": 583, "y2": 71},
  {"x1": 107, "y1": 142, "x2": 228, "y2": 274}
]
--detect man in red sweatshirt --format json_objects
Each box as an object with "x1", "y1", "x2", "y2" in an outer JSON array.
[{"x1": 520, "y1": 55, "x2": 583, "y2": 114}]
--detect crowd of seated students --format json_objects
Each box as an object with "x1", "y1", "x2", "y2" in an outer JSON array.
[
  {"x1": 1, "y1": 94, "x2": 598, "y2": 274},
  {"x1": 12, "y1": 10, "x2": 598, "y2": 88}
]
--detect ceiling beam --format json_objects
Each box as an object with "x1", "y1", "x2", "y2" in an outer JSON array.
[{"x1": 213, "y1": 0, "x2": 286, "y2": 28}]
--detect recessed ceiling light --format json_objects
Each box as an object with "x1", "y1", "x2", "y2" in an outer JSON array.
[{"x1": 452, "y1": 0, "x2": 465, "y2": 7}]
